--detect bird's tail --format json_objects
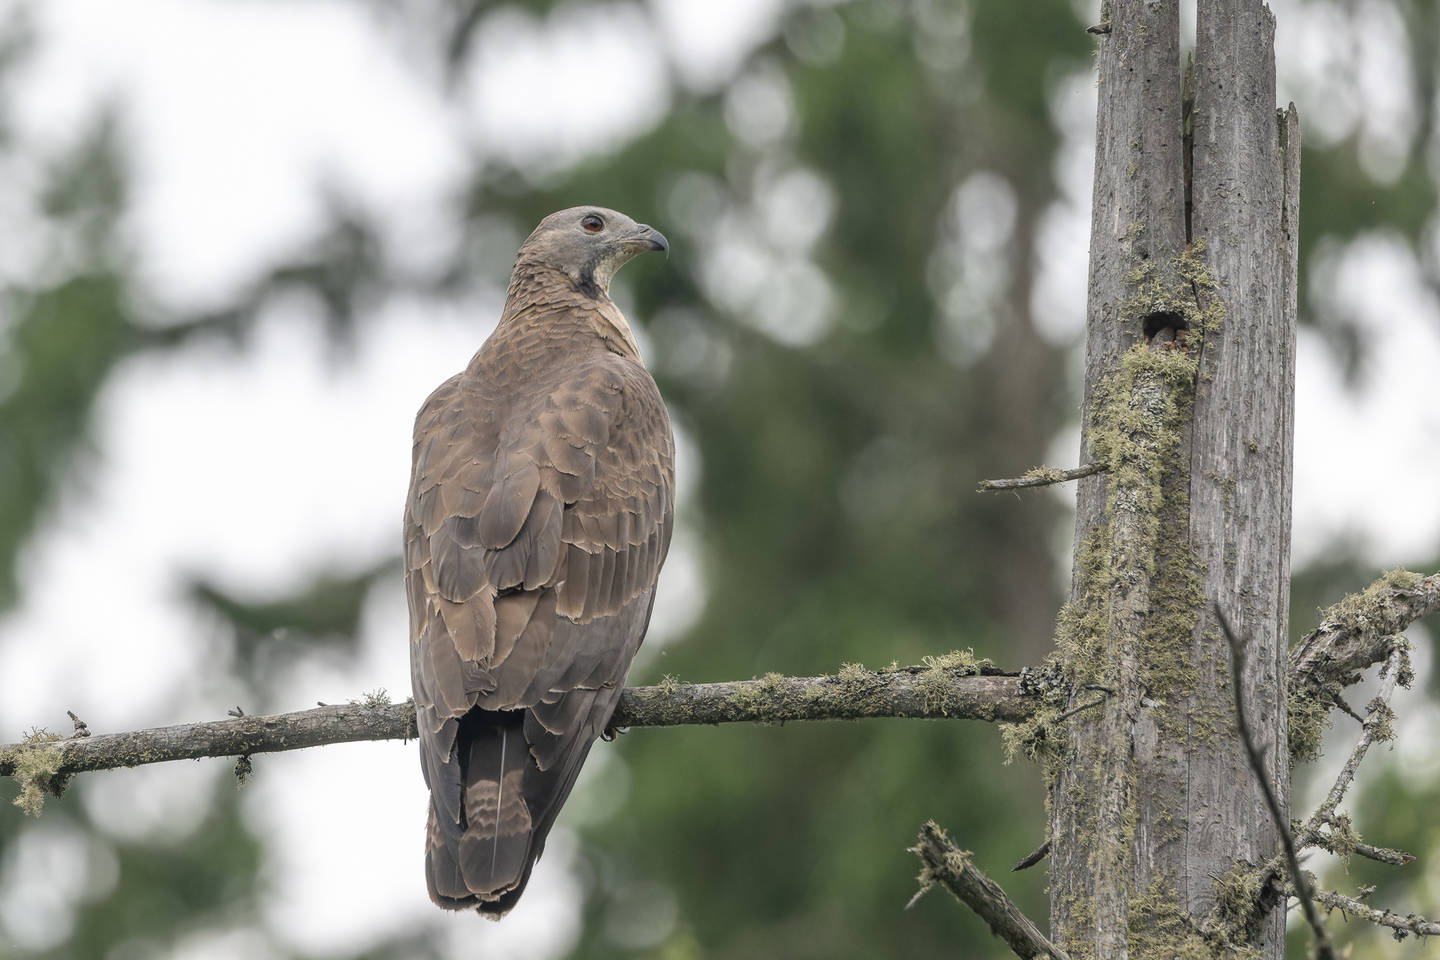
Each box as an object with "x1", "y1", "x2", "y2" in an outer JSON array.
[{"x1": 425, "y1": 711, "x2": 535, "y2": 917}]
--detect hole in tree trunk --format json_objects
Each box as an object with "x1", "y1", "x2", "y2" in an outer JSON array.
[{"x1": 1143, "y1": 310, "x2": 1188, "y2": 347}]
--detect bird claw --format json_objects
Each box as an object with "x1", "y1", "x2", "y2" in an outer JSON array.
[{"x1": 601, "y1": 723, "x2": 628, "y2": 742}]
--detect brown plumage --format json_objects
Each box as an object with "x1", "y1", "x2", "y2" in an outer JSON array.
[{"x1": 405, "y1": 206, "x2": 674, "y2": 917}]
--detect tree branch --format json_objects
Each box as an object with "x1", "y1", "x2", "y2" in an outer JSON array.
[
  {"x1": 908, "y1": 820, "x2": 1071, "y2": 960},
  {"x1": 1289, "y1": 569, "x2": 1440, "y2": 692},
  {"x1": 1312, "y1": 889, "x2": 1440, "y2": 940},
  {"x1": 1, "y1": 665, "x2": 1033, "y2": 792},
  {"x1": 977, "y1": 463, "x2": 1106, "y2": 492},
  {"x1": 1309, "y1": 645, "x2": 1406, "y2": 827},
  {"x1": 1303, "y1": 826, "x2": 1415, "y2": 867},
  {"x1": 1218, "y1": 605, "x2": 1336, "y2": 960},
  {"x1": 6, "y1": 567, "x2": 1431, "y2": 800},
  {"x1": 1012, "y1": 838, "x2": 1051, "y2": 872}
]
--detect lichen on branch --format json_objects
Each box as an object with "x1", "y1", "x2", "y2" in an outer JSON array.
[
  {"x1": 2, "y1": 661, "x2": 1036, "y2": 812},
  {"x1": 1287, "y1": 568, "x2": 1435, "y2": 764}
]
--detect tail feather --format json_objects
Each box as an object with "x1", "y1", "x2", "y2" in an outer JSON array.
[
  {"x1": 423, "y1": 710, "x2": 545, "y2": 916},
  {"x1": 424, "y1": 803, "x2": 470, "y2": 905},
  {"x1": 422, "y1": 603, "x2": 649, "y2": 918},
  {"x1": 459, "y1": 725, "x2": 533, "y2": 897}
]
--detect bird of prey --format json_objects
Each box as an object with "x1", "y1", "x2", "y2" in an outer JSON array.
[{"x1": 405, "y1": 206, "x2": 674, "y2": 917}]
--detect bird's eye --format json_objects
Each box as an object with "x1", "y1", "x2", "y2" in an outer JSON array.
[{"x1": 581, "y1": 215, "x2": 604, "y2": 233}]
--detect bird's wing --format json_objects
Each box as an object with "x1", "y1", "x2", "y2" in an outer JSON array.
[{"x1": 405, "y1": 352, "x2": 674, "y2": 912}]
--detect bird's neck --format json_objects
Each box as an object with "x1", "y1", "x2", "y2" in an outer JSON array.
[{"x1": 495, "y1": 263, "x2": 644, "y2": 364}]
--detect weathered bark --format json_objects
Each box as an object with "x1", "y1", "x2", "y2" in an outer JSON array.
[
  {"x1": 1050, "y1": 0, "x2": 1187, "y2": 953},
  {"x1": 1049, "y1": 0, "x2": 1297, "y2": 955},
  {"x1": 0, "y1": 667, "x2": 1031, "y2": 787},
  {"x1": 910, "y1": 821, "x2": 1072, "y2": 960},
  {"x1": 1189, "y1": 0, "x2": 1296, "y2": 949}
]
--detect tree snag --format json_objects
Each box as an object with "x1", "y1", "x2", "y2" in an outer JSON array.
[{"x1": 1048, "y1": 0, "x2": 1299, "y2": 956}]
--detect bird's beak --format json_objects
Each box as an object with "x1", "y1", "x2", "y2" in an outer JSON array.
[{"x1": 627, "y1": 224, "x2": 670, "y2": 260}]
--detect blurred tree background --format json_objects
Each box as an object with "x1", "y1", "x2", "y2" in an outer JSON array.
[{"x1": 1, "y1": 1, "x2": 1438, "y2": 958}]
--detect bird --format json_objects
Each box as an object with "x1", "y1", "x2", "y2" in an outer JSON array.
[{"x1": 404, "y1": 206, "x2": 675, "y2": 917}]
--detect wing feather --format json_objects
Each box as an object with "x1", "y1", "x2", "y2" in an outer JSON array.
[{"x1": 407, "y1": 337, "x2": 674, "y2": 915}]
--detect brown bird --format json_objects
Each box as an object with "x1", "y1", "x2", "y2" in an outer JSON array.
[{"x1": 404, "y1": 206, "x2": 674, "y2": 916}]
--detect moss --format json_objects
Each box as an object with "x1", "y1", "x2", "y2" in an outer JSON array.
[
  {"x1": 8, "y1": 728, "x2": 66, "y2": 816},
  {"x1": 1315, "y1": 568, "x2": 1425, "y2": 638},
  {"x1": 1367, "y1": 698, "x2": 1397, "y2": 743},
  {"x1": 914, "y1": 649, "x2": 991, "y2": 716},
  {"x1": 1128, "y1": 871, "x2": 1264, "y2": 960},
  {"x1": 1054, "y1": 528, "x2": 1113, "y2": 691},
  {"x1": 1289, "y1": 569, "x2": 1425, "y2": 761},
  {"x1": 837, "y1": 661, "x2": 867, "y2": 693},
  {"x1": 1065, "y1": 340, "x2": 1205, "y2": 715},
  {"x1": 1000, "y1": 704, "x2": 1069, "y2": 765},
  {"x1": 1311, "y1": 813, "x2": 1357, "y2": 861},
  {"x1": 1207, "y1": 863, "x2": 1273, "y2": 949},
  {"x1": 657, "y1": 674, "x2": 681, "y2": 697},
  {"x1": 922, "y1": 649, "x2": 981, "y2": 673},
  {"x1": 1384, "y1": 567, "x2": 1422, "y2": 590},
  {"x1": 1394, "y1": 647, "x2": 1416, "y2": 688},
  {"x1": 1128, "y1": 876, "x2": 1213, "y2": 959},
  {"x1": 1046, "y1": 241, "x2": 1233, "y2": 950},
  {"x1": 354, "y1": 688, "x2": 391, "y2": 708},
  {"x1": 1287, "y1": 685, "x2": 1330, "y2": 764},
  {"x1": 1022, "y1": 465, "x2": 1066, "y2": 485},
  {"x1": 729, "y1": 672, "x2": 788, "y2": 722}
]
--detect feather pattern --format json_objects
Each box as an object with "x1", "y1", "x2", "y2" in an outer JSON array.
[{"x1": 406, "y1": 206, "x2": 674, "y2": 917}]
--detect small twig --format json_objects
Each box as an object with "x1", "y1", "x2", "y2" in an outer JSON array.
[
  {"x1": 1311, "y1": 645, "x2": 1405, "y2": 827},
  {"x1": 1329, "y1": 693, "x2": 1365, "y2": 724},
  {"x1": 1217, "y1": 604, "x2": 1335, "y2": 960},
  {"x1": 1086, "y1": 21, "x2": 1112, "y2": 34},
  {"x1": 227, "y1": 706, "x2": 245, "y2": 718},
  {"x1": 1012, "y1": 838, "x2": 1051, "y2": 872},
  {"x1": 1351, "y1": 841, "x2": 1415, "y2": 866},
  {"x1": 1054, "y1": 696, "x2": 1106, "y2": 723},
  {"x1": 1292, "y1": 651, "x2": 1410, "y2": 872},
  {"x1": 977, "y1": 463, "x2": 1106, "y2": 493},
  {"x1": 1301, "y1": 822, "x2": 1415, "y2": 866},
  {"x1": 1312, "y1": 889, "x2": 1440, "y2": 939},
  {"x1": 909, "y1": 821, "x2": 1071, "y2": 960},
  {"x1": 65, "y1": 711, "x2": 89, "y2": 738}
]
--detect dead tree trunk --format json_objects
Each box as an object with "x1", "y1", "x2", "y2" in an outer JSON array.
[{"x1": 1048, "y1": 0, "x2": 1299, "y2": 955}]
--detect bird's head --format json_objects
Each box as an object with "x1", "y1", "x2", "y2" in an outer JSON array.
[{"x1": 514, "y1": 206, "x2": 669, "y2": 298}]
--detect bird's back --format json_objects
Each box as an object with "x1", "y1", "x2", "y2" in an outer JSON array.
[{"x1": 405, "y1": 272, "x2": 674, "y2": 916}]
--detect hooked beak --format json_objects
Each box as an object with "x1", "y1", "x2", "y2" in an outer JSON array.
[{"x1": 628, "y1": 223, "x2": 669, "y2": 259}]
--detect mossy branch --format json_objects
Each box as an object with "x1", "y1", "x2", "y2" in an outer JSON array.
[
  {"x1": 908, "y1": 820, "x2": 1071, "y2": 960},
  {"x1": 1308, "y1": 644, "x2": 1408, "y2": 827},
  {"x1": 977, "y1": 462, "x2": 1106, "y2": 492},
  {"x1": 1, "y1": 661, "x2": 1034, "y2": 810},
  {"x1": 1312, "y1": 889, "x2": 1440, "y2": 939},
  {"x1": 1290, "y1": 569, "x2": 1439, "y2": 692},
  {"x1": 1287, "y1": 569, "x2": 1433, "y2": 764}
]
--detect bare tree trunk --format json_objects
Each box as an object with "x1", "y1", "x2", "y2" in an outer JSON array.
[{"x1": 1049, "y1": 0, "x2": 1298, "y2": 954}]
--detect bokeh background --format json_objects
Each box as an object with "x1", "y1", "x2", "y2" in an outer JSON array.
[{"x1": 0, "y1": 0, "x2": 1437, "y2": 957}]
